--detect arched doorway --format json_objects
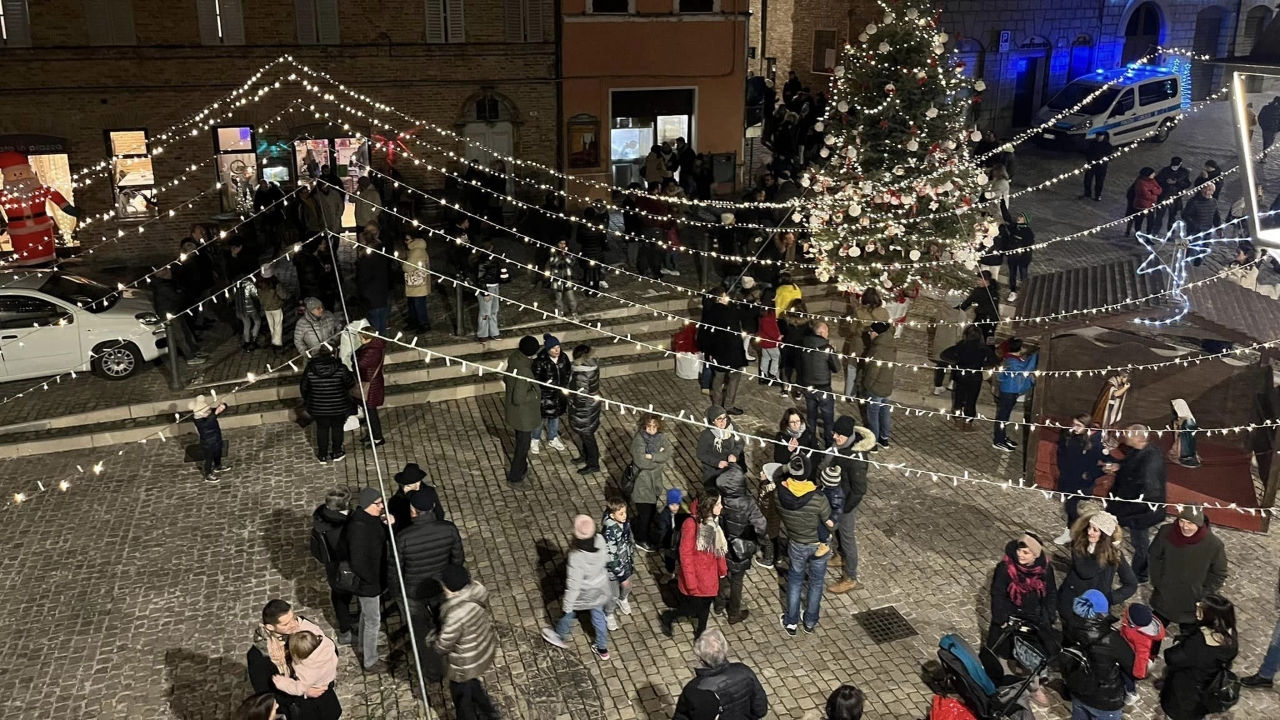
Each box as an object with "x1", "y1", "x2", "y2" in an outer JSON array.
[
  {"x1": 460, "y1": 92, "x2": 517, "y2": 198},
  {"x1": 1191, "y1": 7, "x2": 1227, "y2": 100},
  {"x1": 1122, "y1": 2, "x2": 1162, "y2": 65},
  {"x1": 1241, "y1": 6, "x2": 1274, "y2": 92},
  {"x1": 1069, "y1": 34, "x2": 1093, "y2": 81}
]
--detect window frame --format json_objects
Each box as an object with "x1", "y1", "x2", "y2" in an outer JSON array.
[
  {"x1": 212, "y1": 125, "x2": 258, "y2": 212},
  {"x1": 104, "y1": 128, "x2": 156, "y2": 220},
  {"x1": 0, "y1": 294, "x2": 75, "y2": 330},
  {"x1": 1109, "y1": 88, "x2": 1135, "y2": 118},
  {"x1": 0, "y1": 0, "x2": 32, "y2": 47},
  {"x1": 196, "y1": 0, "x2": 245, "y2": 46},
  {"x1": 811, "y1": 28, "x2": 839, "y2": 75},
  {"x1": 1137, "y1": 78, "x2": 1178, "y2": 107}
]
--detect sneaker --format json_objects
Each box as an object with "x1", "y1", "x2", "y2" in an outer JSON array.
[
  {"x1": 992, "y1": 441, "x2": 1013, "y2": 453},
  {"x1": 186, "y1": 356, "x2": 207, "y2": 366},
  {"x1": 317, "y1": 454, "x2": 329, "y2": 465},
  {"x1": 1124, "y1": 692, "x2": 1139, "y2": 706},
  {"x1": 1005, "y1": 437, "x2": 1019, "y2": 447},
  {"x1": 754, "y1": 555, "x2": 774, "y2": 568},
  {"x1": 337, "y1": 631, "x2": 353, "y2": 646},
  {"x1": 701, "y1": 388, "x2": 711, "y2": 396},
  {"x1": 803, "y1": 624, "x2": 816, "y2": 634},
  {"x1": 606, "y1": 614, "x2": 619, "y2": 631},
  {"x1": 875, "y1": 442, "x2": 889, "y2": 452},
  {"x1": 932, "y1": 386, "x2": 945, "y2": 395},
  {"x1": 1053, "y1": 528, "x2": 1073, "y2": 545},
  {"x1": 711, "y1": 605, "x2": 727, "y2": 618},
  {"x1": 548, "y1": 437, "x2": 567, "y2": 451},
  {"x1": 330, "y1": 451, "x2": 347, "y2": 462},
  {"x1": 363, "y1": 660, "x2": 389, "y2": 674},
  {"x1": 1007, "y1": 291, "x2": 1018, "y2": 302},
  {"x1": 780, "y1": 388, "x2": 791, "y2": 397},
  {"x1": 598, "y1": 281, "x2": 609, "y2": 289},
  {"x1": 668, "y1": 270, "x2": 680, "y2": 277},
  {"x1": 530, "y1": 440, "x2": 541, "y2": 455},
  {"x1": 213, "y1": 464, "x2": 231, "y2": 473},
  {"x1": 659, "y1": 267, "x2": 673, "y2": 275},
  {"x1": 540, "y1": 628, "x2": 569, "y2": 649},
  {"x1": 780, "y1": 615, "x2": 797, "y2": 637},
  {"x1": 869, "y1": 444, "x2": 881, "y2": 454},
  {"x1": 203, "y1": 473, "x2": 219, "y2": 484},
  {"x1": 634, "y1": 541, "x2": 656, "y2": 554},
  {"x1": 618, "y1": 598, "x2": 632, "y2": 615},
  {"x1": 591, "y1": 646, "x2": 611, "y2": 661},
  {"x1": 879, "y1": 438, "x2": 891, "y2": 448},
  {"x1": 1241, "y1": 674, "x2": 1275, "y2": 688}
]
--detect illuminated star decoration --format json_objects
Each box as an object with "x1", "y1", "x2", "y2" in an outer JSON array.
[{"x1": 1134, "y1": 221, "x2": 1213, "y2": 326}]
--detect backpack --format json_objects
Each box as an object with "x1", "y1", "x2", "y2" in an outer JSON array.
[
  {"x1": 1201, "y1": 665, "x2": 1240, "y2": 713},
  {"x1": 312, "y1": 520, "x2": 360, "y2": 593}
]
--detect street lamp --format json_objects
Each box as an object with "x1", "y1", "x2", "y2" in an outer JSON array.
[{"x1": 1212, "y1": 17, "x2": 1280, "y2": 249}]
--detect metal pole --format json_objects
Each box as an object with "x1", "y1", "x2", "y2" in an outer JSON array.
[
  {"x1": 454, "y1": 281, "x2": 466, "y2": 336},
  {"x1": 165, "y1": 320, "x2": 182, "y2": 391}
]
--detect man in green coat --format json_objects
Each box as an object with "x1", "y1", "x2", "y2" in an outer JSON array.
[
  {"x1": 1149, "y1": 506, "x2": 1228, "y2": 633},
  {"x1": 859, "y1": 322, "x2": 897, "y2": 450},
  {"x1": 505, "y1": 336, "x2": 542, "y2": 486}
]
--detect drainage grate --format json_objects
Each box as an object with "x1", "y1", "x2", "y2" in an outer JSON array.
[{"x1": 854, "y1": 605, "x2": 919, "y2": 645}]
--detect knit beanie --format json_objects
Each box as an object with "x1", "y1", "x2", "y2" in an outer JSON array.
[
  {"x1": 1178, "y1": 506, "x2": 1207, "y2": 528},
  {"x1": 1127, "y1": 603, "x2": 1154, "y2": 629},
  {"x1": 833, "y1": 416, "x2": 856, "y2": 438},
  {"x1": 706, "y1": 405, "x2": 727, "y2": 424},
  {"x1": 666, "y1": 488, "x2": 684, "y2": 506},
  {"x1": 573, "y1": 514, "x2": 595, "y2": 540},
  {"x1": 821, "y1": 465, "x2": 842, "y2": 487},
  {"x1": 543, "y1": 333, "x2": 561, "y2": 351},
  {"x1": 304, "y1": 297, "x2": 324, "y2": 313},
  {"x1": 1088, "y1": 511, "x2": 1118, "y2": 538},
  {"x1": 787, "y1": 455, "x2": 808, "y2": 478},
  {"x1": 1073, "y1": 589, "x2": 1110, "y2": 619},
  {"x1": 357, "y1": 487, "x2": 383, "y2": 509},
  {"x1": 441, "y1": 564, "x2": 470, "y2": 593},
  {"x1": 519, "y1": 335, "x2": 540, "y2": 356}
]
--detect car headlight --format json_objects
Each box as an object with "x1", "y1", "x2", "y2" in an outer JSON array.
[{"x1": 135, "y1": 311, "x2": 161, "y2": 326}]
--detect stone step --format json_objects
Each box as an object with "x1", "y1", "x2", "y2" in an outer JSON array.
[{"x1": 0, "y1": 350, "x2": 676, "y2": 459}]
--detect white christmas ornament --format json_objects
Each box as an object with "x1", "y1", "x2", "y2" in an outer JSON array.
[
  {"x1": 933, "y1": 45, "x2": 945, "y2": 55},
  {"x1": 925, "y1": 106, "x2": 939, "y2": 119},
  {"x1": 905, "y1": 7, "x2": 918, "y2": 18},
  {"x1": 943, "y1": 139, "x2": 956, "y2": 150},
  {"x1": 936, "y1": 33, "x2": 949, "y2": 43},
  {"x1": 865, "y1": 23, "x2": 878, "y2": 34},
  {"x1": 909, "y1": 249, "x2": 922, "y2": 261},
  {"x1": 975, "y1": 172, "x2": 989, "y2": 186},
  {"x1": 974, "y1": 80, "x2": 987, "y2": 92},
  {"x1": 824, "y1": 134, "x2": 836, "y2": 146},
  {"x1": 847, "y1": 204, "x2": 862, "y2": 216},
  {"x1": 969, "y1": 130, "x2": 983, "y2": 141},
  {"x1": 906, "y1": 139, "x2": 919, "y2": 151},
  {"x1": 813, "y1": 121, "x2": 825, "y2": 132},
  {"x1": 883, "y1": 12, "x2": 894, "y2": 23},
  {"x1": 837, "y1": 101, "x2": 849, "y2": 112},
  {"x1": 792, "y1": 212, "x2": 804, "y2": 223},
  {"x1": 834, "y1": 66, "x2": 845, "y2": 77},
  {"x1": 858, "y1": 32, "x2": 869, "y2": 43},
  {"x1": 800, "y1": 175, "x2": 812, "y2": 187},
  {"x1": 878, "y1": 42, "x2": 890, "y2": 53},
  {"x1": 820, "y1": 148, "x2": 831, "y2": 158},
  {"x1": 849, "y1": 245, "x2": 862, "y2": 257},
  {"x1": 884, "y1": 83, "x2": 896, "y2": 94}
]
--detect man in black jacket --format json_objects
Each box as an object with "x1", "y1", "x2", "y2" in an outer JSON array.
[
  {"x1": 387, "y1": 462, "x2": 446, "y2": 530},
  {"x1": 312, "y1": 489, "x2": 355, "y2": 645},
  {"x1": 1063, "y1": 590, "x2": 1134, "y2": 718},
  {"x1": 1104, "y1": 424, "x2": 1167, "y2": 583},
  {"x1": 1181, "y1": 183, "x2": 1220, "y2": 238},
  {"x1": 247, "y1": 599, "x2": 342, "y2": 720},
  {"x1": 300, "y1": 348, "x2": 355, "y2": 464},
  {"x1": 1081, "y1": 135, "x2": 1112, "y2": 201},
  {"x1": 343, "y1": 487, "x2": 393, "y2": 673},
  {"x1": 818, "y1": 415, "x2": 876, "y2": 594},
  {"x1": 150, "y1": 267, "x2": 204, "y2": 364},
  {"x1": 959, "y1": 270, "x2": 1001, "y2": 344},
  {"x1": 390, "y1": 487, "x2": 463, "y2": 682},
  {"x1": 355, "y1": 224, "x2": 391, "y2": 335},
  {"x1": 673, "y1": 629, "x2": 768, "y2": 720},
  {"x1": 706, "y1": 294, "x2": 747, "y2": 415},
  {"x1": 797, "y1": 322, "x2": 842, "y2": 448},
  {"x1": 1154, "y1": 157, "x2": 1191, "y2": 231}
]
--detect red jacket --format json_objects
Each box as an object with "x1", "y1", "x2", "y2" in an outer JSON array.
[
  {"x1": 1119, "y1": 607, "x2": 1166, "y2": 679},
  {"x1": 758, "y1": 311, "x2": 782, "y2": 349},
  {"x1": 355, "y1": 338, "x2": 386, "y2": 408},
  {"x1": 1133, "y1": 176, "x2": 1162, "y2": 210},
  {"x1": 676, "y1": 517, "x2": 727, "y2": 597}
]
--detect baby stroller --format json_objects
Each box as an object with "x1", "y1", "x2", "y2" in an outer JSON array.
[{"x1": 931, "y1": 618, "x2": 1053, "y2": 720}]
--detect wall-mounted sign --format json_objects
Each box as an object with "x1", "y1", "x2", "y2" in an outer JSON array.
[
  {"x1": 1021, "y1": 36, "x2": 1051, "y2": 50},
  {"x1": 999, "y1": 30, "x2": 1011, "y2": 53},
  {"x1": 0, "y1": 134, "x2": 68, "y2": 155},
  {"x1": 567, "y1": 114, "x2": 600, "y2": 170}
]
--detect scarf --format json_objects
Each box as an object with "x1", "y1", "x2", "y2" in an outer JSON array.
[
  {"x1": 1002, "y1": 555, "x2": 1047, "y2": 607},
  {"x1": 252, "y1": 624, "x2": 289, "y2": 675},
  {"x1": 784, "y1": 423, "x2": 807, "y2": 439},
  {"x1": 712, "y1": 423, "x2": 735, "y2": 453},
  {"x1": 641, "y1": 430, "x2": 663, "y2": 455},
  {"x1": 695, "y1": 518, "x2": 728, "y2": 557},
  {"x1": 1168, "y1": 521, "x2": 1209, "y2": 548}
]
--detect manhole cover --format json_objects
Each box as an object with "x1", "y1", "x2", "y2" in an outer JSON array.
[{"x1": 854, "y1": 606, "x2": 918, "y2": 645}]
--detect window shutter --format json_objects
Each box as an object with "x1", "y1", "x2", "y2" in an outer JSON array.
[
  {"x1": 295, "y1": 0, "x2": 317, "y2": 43},
  {"x1": 109, "y1": 0, "x2": 138, "y2": 45},
  {"x1": 424, "y1": 0, "x2": 444, "y2": 43},
  {"x1": 195, "y1": 0, "x2": 220, "y2": 45},
  {"x1": 503, "y1": 0, "x2": 522, "y2": 42},
  {"x1": 445, "y1": 0, "x2": 465, "y2": 43},
  {"x1": 85, "y1": 0, "x2": 112, "y2": 45},
  {"x1": 0, "y1": 0, "x2": 30, "y2": 47},
  {"x1": 219, "y1": 0, "x2": 245, "y2": 44},
  {"x1": 524, "y1": 0, "x2": 544, "y2": 43},
  {"x1": 315, "y1": 0, "x2": 339, "y2": 44}
]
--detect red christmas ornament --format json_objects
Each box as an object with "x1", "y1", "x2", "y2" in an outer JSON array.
[
  {"x1": 879, "y1": 119, "x2": 889, "y2": 128},
  {"x1": 973, "y1": 96, "x2": 983, "y2": 104}
]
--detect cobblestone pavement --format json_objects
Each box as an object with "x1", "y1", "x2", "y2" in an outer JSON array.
[{"x1": 2, "y1": 370, "x2": 1279, "y2": 720}]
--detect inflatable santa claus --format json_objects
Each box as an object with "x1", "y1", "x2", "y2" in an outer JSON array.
[{"x1": 0, "y1": 151, "x2": 79, "y2": 266}]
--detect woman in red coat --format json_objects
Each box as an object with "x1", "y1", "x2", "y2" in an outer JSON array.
[
  {"x1": 660, "y1": 488, "x2": 727, "y2": 640},
  {"x1": 354, "y1": 331, "x2": 386, "y2": 446}
]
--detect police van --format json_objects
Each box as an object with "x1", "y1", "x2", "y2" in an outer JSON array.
[{"x1": 1036, "y1": 66, "x2": 1184, "y2": 147}]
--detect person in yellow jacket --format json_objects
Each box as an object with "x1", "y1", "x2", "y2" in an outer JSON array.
[
  {"x1": 773, "y1": 272, "x2": 803, "y2": 317},
  {"x1": 403, "y1": 234, "x2": 432, "y2": 333}
]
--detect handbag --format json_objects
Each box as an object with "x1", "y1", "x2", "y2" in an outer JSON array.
[
  {"x1": 618, "y1": 462, "x2": 638, "y2": 499},
  {"x1": 331, "y1": 560, "x2": 359, "y2": 593},
  {"x1": 1201, "y1": 665, "x2": 1241, "y2": 713}
]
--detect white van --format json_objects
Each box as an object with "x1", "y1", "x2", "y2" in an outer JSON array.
[{"x1": 1036, "y1": 67, "x2": 1183, "y2": 147}]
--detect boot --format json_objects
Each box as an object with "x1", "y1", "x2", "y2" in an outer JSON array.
[
  {"x1": 829, "y1": 553, "x2": 844, "y2": 569},
  {"x1": 828, "y1": 576, "x2": 861, "y2": 594},
  {"x1": 814, "y1": 542, "x2": 830, "y2": 558}
]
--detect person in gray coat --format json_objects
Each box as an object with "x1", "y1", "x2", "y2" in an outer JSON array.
[
  {"x1": 542, "y1": 515, "x2": 615, "y2": 660},
  {"x1": 433, "y1": 565, "x2": 500, "y2": 720},
  {"x1": 630, "y1": 414, "x2": 673, "y2": 552},
  {"x1": 294, "y1": 297, "x2": 344, "y2": 356},
  {"x1": 697, "y1": 405, "x2": 747, "y2": 489},
  {"x1": 504, "y1": 336, "x2": 541, "y2": 486},
  {"x1": 714, "y1": 466, "x2": 767, "y2": 624}
]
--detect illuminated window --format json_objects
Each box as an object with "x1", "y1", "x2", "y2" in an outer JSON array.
[
  {"x1": 0, "y1": 0, "x2": 32, "y2": 47},
  {"x1": 196, "y1": 0, "x2": 245, "y2": 46},
  {"x1": 106, "y1": 130, "x2": 155, "y2": 219},
  {"x1": 213, "y1": 126, "x2": 257, "y2": 212},
  {"x1": 296, "y1": 0, "x2": 339, "y2": 44},
  {"x1": 0, "y1": 149, "x2": 77, "y2": 253},
  {"x1": 425, "y1": 0, "x2": 465, "y2": 43}
]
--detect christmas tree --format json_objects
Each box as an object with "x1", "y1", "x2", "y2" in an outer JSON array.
[{"x1": 801, "y1": 0, "x2": 997, "y2": 293}]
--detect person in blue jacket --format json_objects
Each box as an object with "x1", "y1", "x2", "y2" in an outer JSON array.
[{"x1": 993, "y1": 338, "x2": 1037, "y2": 452}]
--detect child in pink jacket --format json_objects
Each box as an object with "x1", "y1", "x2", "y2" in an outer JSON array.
[{"x1": 274, "y1": 629, "x2": 338, "y2": 697}]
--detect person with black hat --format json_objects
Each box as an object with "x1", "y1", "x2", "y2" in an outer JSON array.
[
  {"x1": 341, "y1": 487, "x2": 394, "y2": 673},
  {"x1": 387, "y1": 462, "x2": 446, "y2": 530},
  {"x1": 504, "y1": 336, "x2": 541, "y2": 486},
  {"x1": 775, "y1": 455, "x2": 832, "y2": 636},
  {"x1": 434, "y1": 564, "x2": 500, "y2": 720},
  {"x1": 1149, "y1": 506, "x2": 1229, "y2": 637},
  {"x1": 818, "y1": 415, "x2": 876, "y2": 595},
  {"x1": 531, "y1": 333, "x2": 571, "y2": 455},
  {"x1": 390, "y1": 487, "x2": 463, "y2": 682}
]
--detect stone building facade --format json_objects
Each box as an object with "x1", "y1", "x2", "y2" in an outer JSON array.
[
  {"x1": 0, "y1": 0, "x2": 556, "y2": 264},
  {"x1": 749, "y1": 0, "x2": 1276, "y2": 135}
]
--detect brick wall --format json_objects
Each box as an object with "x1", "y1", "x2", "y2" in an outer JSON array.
[{"x1": 0, "y1": 0, "x2": 556, "y2": 267}]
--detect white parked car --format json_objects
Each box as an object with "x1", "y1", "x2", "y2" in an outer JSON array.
[{"x1": 0, "y1": 271, "x2": 167, "y2": 381}]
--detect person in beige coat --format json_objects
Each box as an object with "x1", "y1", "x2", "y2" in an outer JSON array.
[
  {"x1": 434, "y1": 564, "x2": 499, "y2": 719},
  {"x1": 930, "y1": 291, "x2": 968, "y2": 396},
  {"x1": 839, "y1": 289, "x2": 890, "y2": 399},
  {"x1": 403, "y1": 234, "x2": 432, "y2": 332}
]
